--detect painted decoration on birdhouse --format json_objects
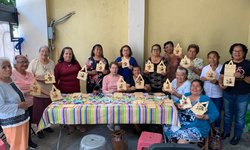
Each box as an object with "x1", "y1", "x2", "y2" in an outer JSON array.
[
  {"x1": 113, "y1": 92, "x2": 123, "y2": 98},
  {"x1": 77, "y1": 65, "x2": 88, "y2": 81},
  {"x1": 205, "y1": 68, "x2": 216, "y2": 80},
  {"x1": 157, "y1": 60, "x2": 166, "y2": 74},
  {"x1": 135, "y1": 74, "x2": 145, "y2": 89},
  {"x1": 180, "y1": 55, "x2": 191, "y2": 68},
  {"x1": 96, "y1": 60, "x2": 105, "y2": 72},
  {"x1": 50, "y1": 85, "x2": 62, "y2": 101},
  {"x1": 179, "y1": 95, "x2": 192, "y2": 109},
  {"x1": 191, "y1": 101, "x2": 209, "y2": 115},
  {"x1": 117, "y1": 77, "x2": 127, "y2": 91},
  {"x1": 223, "y1": 60, "x2": 236, "y2": 87},
  {"x1": 173, "y1": 43, "x2": 182, "y2": 56},
  {"x1": 163, "y1": 78, "x2": 172, "y2": 91},
  {"x1": 30, "y1": 81, "x2": 41, "y2": 96},
  {"x1": 121, "y1": 57, "x2": 130, "y2": 68},
  {"x1": 44, "y1": 72, "x2": 55, "y2": 84},
  {"x1": 145, "y1": 60, "x2": 154, "y2": 72}
]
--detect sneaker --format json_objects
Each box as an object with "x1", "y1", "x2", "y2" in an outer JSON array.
[
  {"x1": 29, "y1": 141, "x2": 38, "y2": 149},
  {"x1": 107, "y1": 124, "x2": 114, "y2": 131},
  {"x1": 37, "y1": 131, "x2": 45, "y2": 139},
  {"x1": 44, "y1": 127, "x2": 54, "y2": 133}
]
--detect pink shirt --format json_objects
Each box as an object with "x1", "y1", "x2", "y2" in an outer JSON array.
[
  {"x1": 11, "y1": 69, "x2": 36, "y2": 107},
  {"x1": 102, "y1": 74, "x2": 121, "y2": 94}
]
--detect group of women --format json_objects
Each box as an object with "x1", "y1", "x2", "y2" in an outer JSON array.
[{"x1": 0, "y1": 42, "x2": 249, "y2": 149}]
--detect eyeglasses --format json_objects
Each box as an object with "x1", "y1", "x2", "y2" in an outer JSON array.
[{"x1": 17, "y1": 61, "x2": 29, "y2": 64}]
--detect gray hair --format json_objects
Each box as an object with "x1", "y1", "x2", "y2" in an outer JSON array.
[
  {"x1": 176, "y1": 66, "x2": 189, "y2": 77},
  {"x1": 39, "y1": 45, "x2": 50, "y2": 53},
  {"x1": 0, "y1": 57, "x2": 11, "y2": 67}
]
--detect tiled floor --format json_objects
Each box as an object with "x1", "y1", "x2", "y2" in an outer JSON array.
[{"x1": 28, "y1": 124, "x2": 250, "y2": 150}]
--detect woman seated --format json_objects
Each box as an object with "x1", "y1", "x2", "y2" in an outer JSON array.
[
  {"x1": 165, "y1": 79, "x2": 219, "y2": 144},
  {"x1": 127, "y1": 66, "x2": 151, "y2": 93},
  {"x1": 163, "y1": 67, "x2": 191, "y2": 103}
]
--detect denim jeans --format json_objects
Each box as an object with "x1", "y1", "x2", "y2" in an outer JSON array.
[
  {"x1": 223, "y1": 91, "x2": 250, "y2": 138},
  {"x1": 210, "y1": 97, "x2": 223, "y2": 129}
]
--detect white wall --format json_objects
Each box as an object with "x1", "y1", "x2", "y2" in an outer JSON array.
[{"x1": 16, "y1": 0, "x2": 48, "y2": 60}]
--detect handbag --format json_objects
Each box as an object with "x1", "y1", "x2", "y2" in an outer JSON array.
[{"x1": 111, "y1": 129, "x2": 126, "y2": 150}]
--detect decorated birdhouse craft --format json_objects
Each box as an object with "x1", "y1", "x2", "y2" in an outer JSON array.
[
  {"x1": 223, "y1": 60, "x2": 236, "y2": 87},
  {"x1": 180, "y1": 55, "x2": 191, "y2": 68},
  {"x1": 173, "y1": 43, "x2": 182, "y2": 56},
  {"x1": 163, "y1": 79, "x2": 172, "y2": 91},
  {"x1": 50, "y1": 85, "x2": 62, "y2": 101},
  {"x1": 117, "y1": 77, "x2": 127, "y2": 91},
  {"x1": 121, "y1": 57, "x2": 130, "y2": 68},
  {"x1": 77, "y1": 65, "x2": 88, "y2": 81},
  {"x1": 30, "y1": 81, "x2": 41, "y2": 96},
  {"x1": 179, "y1": 95, "x2": 192, "y2": 109},
  {"x1": 191, "y1": 101, "x2": 209, "y2": 115},
  {"x1": 145, "y1": 60, "x2": 154, "y2": 72},
  {"x1": 44, "y1": 72, "x2": 55, "y2": 84},
  {"x1": 205, "y1": 68, "x2": 216, "y2": 80},
  {"x1": 135, "y1": 74, "x2": 145, "y2": 89},
  {"x1": 96, "y1": 60, "x2": 105, "y2": 72},
  {"x1": 157, "y1": 60, "x2": 166, "y2": 74}
]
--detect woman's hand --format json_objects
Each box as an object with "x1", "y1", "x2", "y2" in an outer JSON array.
[
  {"x1": 128, "y1": 65, "x2": 133, "y2": 70},
  {"x1": 234, "y1": 72, "x2": 242, "y2": 79},
  {"x1": 219, "y1": 82, "x2": 227, "y2": 89},
  {"x1": 130, "y1": 86, "x2": 136, "y2": 91},
  {"x1": 18, "y1": 102, "x2": 29, "y2": 110},
  {"x1": 200, "y1": 77, "x2": 207, "y2": 82},
  {"x1": 91, "y1": 70, "x2": 98, "y2": 75},
  {"x1": 196, "y1": 114, "x2": 208, "y2": 120},
  {"x1": 118, "y1": 62, "x2": 122, "y2": 67},
  {"x1": 102, "y1": 69, "x2": 108, "y2": 75},
  {"x1": 144, "y1": 70, "x2": 149, "y2": 74},
  {"x1": 176, "y1": 104, "x2": 185, "y2": 110},
  {"x1": 210, "y1": 79, "x2": 217, "y2": 84}
]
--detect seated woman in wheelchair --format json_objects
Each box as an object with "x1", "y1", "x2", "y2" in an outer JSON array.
[{"x1": 165, "y1": 79, "x2": 219, "y2": 144}]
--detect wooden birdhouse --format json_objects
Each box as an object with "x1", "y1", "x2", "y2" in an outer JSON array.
[
  {"x1": 96, "y1": 60, "x2": 105, "y2": 72},
  {"x1": 146, "y1": 100, "x2": 156, "y2": 108},
  {"x1": 30, "y1": 81, "x2": 41, "y2": 96},
  {"x1": 135, "y1": 74, "x2": 145, "y2": 89},
  {"x1": 157, "y1": 60, "x2": 166, "y2": 74},
  {"x1": 191, "y1": 101, "x2": 209, "y2": 115},
  {"x1": 134, "y1": 92, "x2": 144, "y2": 98},
  {"x1": 173, "y1": 43, "x2": 182, "y2": 56},
  {"x1": 179, "y1": 95, "x2": 192, "y2": 109},
  {"x1": 121, "y1": 57, "x2": 130, "y2": 68},
  {"x1": 44, "y1": 72, "x2": 55, "y2": 84},
  {"x1": 77, "y1": 65, "x2": 88, "y2": 81},
  {"x1": 50, "y1": 85, "x2": 62, "y2": 101},
  {"x1": 117, "y1": 77, "x2": 127, "y2": 91},
  {"x1": 163, "y1": 79, "x2": 172, "y2": 91},
  {"x1": 113, "y1": 92, "x2": 123, "y2": 98},
  {"x1": 145, "y1": 60, "x2": 154, "y2": 72},
  {"x1": 223, "y1": 60, "x2": 236, "y2": 87},
  {"x1": 180, "y1": 55, "x2": 191, "y2": 68},
  {"x1": 205, "y1": 68, "x2": 216, "y2": 80}
]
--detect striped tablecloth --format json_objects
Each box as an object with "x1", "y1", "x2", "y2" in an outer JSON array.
[{"x1": 38, "y1": 103, "x2": 180, "y2": 131}]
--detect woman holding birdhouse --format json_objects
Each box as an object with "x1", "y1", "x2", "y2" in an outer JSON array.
[
  {"x1": 127, "y1": 66, "x2": 151, "y2": 93},
  {"x1": 27, "y1": 45, "x2": 55, "y2": 138},
  {"x1": 86, "y1": 44, "x2": 109, "y2": 93},
  {"x1": 115, "y1": 45, "x2": 138, "y2": 82},
  {"x1": 0, "y1": 57, "x2": 30, "y2": 150},
  {"x1": 11, "y1": 55, "x2": 38, "y2": 149},
  {"x1": 165, "y1": 79, "x2": 218, "y2": 144},
  {"x1": 163, "y1": 41, "x2": 182, "y2": 81},
  {"x1": 200, "y1": 51, "x2": 223, "y2": 131},
  {"x1": 219, "y1": 43, "x2": 250, "y2": 145},
  {"x1": 144, "y1": 44, "x2": 168, "y2": 93},
  {"x1": 180, "y1": 44, "x2": 203, "y2": 81}
]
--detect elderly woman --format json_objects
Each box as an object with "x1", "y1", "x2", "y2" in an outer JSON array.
[
  {"x1": 86, "y1": 44, "x2": 109, "y2": 93},
  {"x1": 11, "y1": 55, "x2": 38, "y2": 149},
  {"x1": 127, "y1": 66, "x2": 151, "y2": 93},
  {"x1": 163, "y1": 67, "x2": 191, "y2": 103},
  {"x1": 165, "y1": 79, "x2": 219, "y2": 144},
  {"x1": 0, "y1": 57, "x2": 29, "y2": 150},
  {"x1": 54, "y1": 47, "x2": 85, "y2": 133},
  {"x1": 144, "y1": 44, "x2": 168, "y2": 92},
  {"x1": 200, "y1": 51, "x2": 223, "y2": 131},
  {"x1": 164, "y1": 41, "x2": 181, "y2": 81},
  {"x1": 181, "y1": 44, "x2": 203, "y2": 81},
  {"x1": 27, "y1": 45, "x2": 55, "y2": 138},
  {"x1": 219, "y1": 43, "x2": 250, "y2": 145},
  {"x1": 115, "y1": 45, "x2": 138, "y2": 82}
]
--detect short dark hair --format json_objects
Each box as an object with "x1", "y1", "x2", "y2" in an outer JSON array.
[
  {"x1": 120, "y1": 45, "x2": 132, "y2": 57},
  {"x1": 132, "y1": 66, "x2": 141, "y2": 71},
  {"x1": 229, "y1": 43, "x2": 248, "y2": 59},
  {"x1": 207, "y1": 51, "x2": 220, "y2": 58},
  {"x1": 109, "y1": 61, "x2": 119, "y2": 68},
  {"x1": 58, "y1": 47, "x2": 78, "y2": 64},
  {"x1": 91, "y1": 44, "x2": 104, "y2": 58},
  {"x1": 163, "y1": 41, "x2": 174, "y2": 48},
  {"x1": 187, "y1": 44, "x2": 199, "y2": 54},
  {"x1": 151, "y1": 44, "x2": 161, "y2": 53}
]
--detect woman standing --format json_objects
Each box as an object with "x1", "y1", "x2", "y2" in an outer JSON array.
[
  {"x1": 181, "y1": 44, "x2": 203, "y2": 81},
  {"x1": 0, "y1": 57, "x2": 29, "y2": 150},
  {"x1": 86, "y1": 44, "x2": 109, "y2": 93},
  {"x1": 200, "y1": 51, "x2": 223, "y2": 131},
  {"x1": 144, "y1": 44, "x2": 168, "y2": 92},
  {"x1": 115, "y1": 45, "x2": 138, "y2": 82},
  {"x1": 54, "y1": 47, "x2": 85, "y2": 133},
  {"x1": 27, "y1": 45, "x2": 55, "y2": 138},
  {"x1": 219, "y1": 43, "x2": 250, "y2": 145},
  {"x1": 163, "y1": 41, "x2": 181, "y2": 81},
  {"x1": 12, "y1": 55, "x2": 38, "y2": 149}
]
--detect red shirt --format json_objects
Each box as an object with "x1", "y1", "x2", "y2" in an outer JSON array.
[{"x1": 54, "y1": 61, "x2": 81, "y2": 93}]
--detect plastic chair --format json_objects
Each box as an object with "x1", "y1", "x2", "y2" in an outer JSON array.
[
  {"x1": 137, "y1": 131, "x2": 163, "y2": 150},
  {"x1": 149, "y1": 143, "x2": 200, "y2": 150},
  {"x1": 79, "y1": 134, "x2": 107, "y2": 150}
]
